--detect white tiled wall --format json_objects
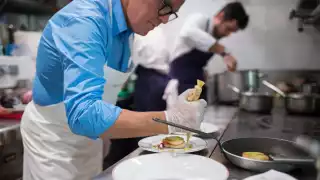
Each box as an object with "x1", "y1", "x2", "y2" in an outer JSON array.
[{"x1": 159, "y1": 0, "x2": 320, "y2": 74}]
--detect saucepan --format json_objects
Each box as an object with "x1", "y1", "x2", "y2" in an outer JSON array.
[
  {"x1": 263, "y1": 80, "x2": 320, "y2": 115},
  {"x1": 153, "y1": 118, "x2": 315, "y2": 172},
  {"x1": 228, "y1": 84, "x2": 273, "y2": 114}
]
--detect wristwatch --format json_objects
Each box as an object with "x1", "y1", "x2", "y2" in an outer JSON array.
[{"x1": 220, "y1": 51, "x2": 229, "y2": 57}]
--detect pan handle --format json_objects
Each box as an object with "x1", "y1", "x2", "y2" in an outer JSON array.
[
  {"x1": 227, "y1": 84, "x2": 241, "y2": 94},
  {"x1": 262, "y1": 80, "x2": 286, "y2": 97},
  {"x1": 269, "y1": 155, "x2": 315, "y2": 165}
]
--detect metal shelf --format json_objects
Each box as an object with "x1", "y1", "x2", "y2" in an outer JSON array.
[{"x1": 1, "y1": 0, "x2": 57, "y2": 15}]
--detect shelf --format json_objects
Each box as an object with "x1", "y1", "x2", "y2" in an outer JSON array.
[{"x1": 1, "y1": 0, "x2": 57, "y2": 15}]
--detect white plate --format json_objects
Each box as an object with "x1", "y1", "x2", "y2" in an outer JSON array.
[
  {"x1": 138, "y1": 134, "x2": 207, "y2": 153},
  {"x1": 112, "y1": 153, "x2": 229, "y2": 180},
  {"x1": 200, "y1": 122, "x2": 219, "y2": 133}
]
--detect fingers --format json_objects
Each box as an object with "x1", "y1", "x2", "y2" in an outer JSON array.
[
  {"x1": 0, "y1": 107, "x2": 12, "y2": 114},
  {"x1": 199, "y1": 99, "x2": 207, "y2": 108}
]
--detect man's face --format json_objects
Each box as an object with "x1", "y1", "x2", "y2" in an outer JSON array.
[
  {"x1": 213, "y1": 18, "x2": 239, "y2": 39},
  {"x1": 126, "y1": 0, "x2": 185, "y2": 36}
]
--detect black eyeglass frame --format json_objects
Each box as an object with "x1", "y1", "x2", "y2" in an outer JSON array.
[{"x1": 158, "y1": 0, "x2": 178, "y2": 21}]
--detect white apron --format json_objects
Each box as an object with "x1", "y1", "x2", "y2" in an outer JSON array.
[{"x1": 20, "y1": 1, "x2": 135, "y2": 179}]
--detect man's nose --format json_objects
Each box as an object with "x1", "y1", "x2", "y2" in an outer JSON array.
[{"x1": 159, "y1": 16, "x2": 170, "y2": 24}]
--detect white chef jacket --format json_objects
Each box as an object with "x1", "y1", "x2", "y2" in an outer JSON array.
[
  {"x1": 171, "y1": 13, "x2": 218, "y2": 61},
  {"x1": 132, "y1": 27, "x2": 170, "y2": 74}
]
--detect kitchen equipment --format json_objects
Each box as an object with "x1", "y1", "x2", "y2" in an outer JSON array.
[
  {"x1": 302, "y1": 83, "x2": 319, "y2": 94},
  {"x1": 138, "y1": 134, "x2": 207, "y2": 153},
  {"x1": 209, "y1": 71, "x2": 245, "y2": 104},
  {"x1": 112, "y1": 153, "x2": 229, "y2": 180},
  {"x1": 263, "y1": 80, "x2": 320, "y2": 115},
  {"x1": 246, "y1": 69, "x2": 265, "y2": 92},
  {"x1": 221, "y1": 137, "x2": 314, "y2": 172},
  {"x1": 152, "y1": 118, "x2": 220, "y2": 140},
  {"x1": 153, "y1": 119, "x2": 315, "y2": 172},
  {"x1": 0, "y1": 122, "x2": 22, "y2": 179},
  {"x1": 228, "y1": 84, "x2": 273, "y2": 114},
  {"x1": 295, "y1": 135, "x2": 320, "y2": 180}
]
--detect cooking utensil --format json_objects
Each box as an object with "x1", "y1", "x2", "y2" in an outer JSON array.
[
  {"x1": 302, "y1": 83, "x2": 319, "y2": 94},
  {"x1": 228, "y1": 84, "x2": 273, "y2": 113},
  {"x1": 221, "y1": 137, "x2": 314, "y2": 172},
  {"x1": 263, "y1": 80, "x2": 320, "y2": 115},
  {"x1": 295, "y1": 135, "x2": 320, "y2": 180},
  {"x1": 152, "y1": 118, "x2": 224, "y2": 152},
  {"x1": 152, "y1": 118, "x2": 220, "y2": 140},
  {"x1": 209, "y1": 71, "x2": 245, "y2": 104},
  {"x1": 247, "y1": 69, "x2": 266, "y2": 92},
  {"x1": 269, "y1": 155, "x2": 314, "y2": 164},
  {"x1": 153, "y1": 119, "x2": 314, "y2": 172}
]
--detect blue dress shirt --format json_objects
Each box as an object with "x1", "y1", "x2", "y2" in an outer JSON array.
[{"x1": 33, "y1": 0, "x2": 132, "y2": 139}]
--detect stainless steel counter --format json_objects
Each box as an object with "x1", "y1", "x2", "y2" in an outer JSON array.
[
  {"x1": 0, "y1": 120, "x2": 20, "y2": 133},
  {"x1": 0, "y1": 120, "x2": 23, "y2": 180},
  {"x1": 94, "y1": 105, "x2": 238, "y2": 180}
]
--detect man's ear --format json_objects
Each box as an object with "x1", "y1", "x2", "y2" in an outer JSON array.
[{"x1": 215, "y1": 11, "x2": 224, "y2": 24}]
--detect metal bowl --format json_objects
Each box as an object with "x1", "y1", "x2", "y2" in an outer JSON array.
[{"x1": 221, "y1": 137, "x2": 313, "y2": 172}]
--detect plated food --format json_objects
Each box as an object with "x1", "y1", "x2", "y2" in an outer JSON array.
[
  {"x1": 154, "y1": 136, "x2": 192, "y2": 150},
  {"x1": 138, "y1": 134, "x2": 207, "y2": 153}
]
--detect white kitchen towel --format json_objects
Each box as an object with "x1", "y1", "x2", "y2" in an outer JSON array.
[{"x1": 243, "y1": 170, "x2": 297, "y2": 180}]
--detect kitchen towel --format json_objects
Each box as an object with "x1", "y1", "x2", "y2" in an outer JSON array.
[{"x1": 243, "y1": 170, "x2": 297, "y2": 180}]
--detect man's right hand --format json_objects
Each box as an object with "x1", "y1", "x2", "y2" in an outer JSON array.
[
  {"x1": 223, "y1": 54, "x2": 237, "y2": 72},
  {"x1": 164, "y1": 89, "x2": 207, "y2": 133}
]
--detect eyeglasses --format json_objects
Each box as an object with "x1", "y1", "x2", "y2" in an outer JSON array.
[{"x1": 158, "y1": 0, "x2": 178, "y2": 22}]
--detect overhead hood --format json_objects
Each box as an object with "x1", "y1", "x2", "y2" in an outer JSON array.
[{"x1": 1, "y1": 0, "x2": 57, "y2": 15}]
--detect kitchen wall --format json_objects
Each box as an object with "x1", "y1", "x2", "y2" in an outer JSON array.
[{"x1": 159, "y1": 0, "x2": 320, "y2": 74}]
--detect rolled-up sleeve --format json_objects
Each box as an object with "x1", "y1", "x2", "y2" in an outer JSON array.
[
  {"x1": 180, "y1": 14, "x2": 217, "y2": 52},
  {"x1": 52, "y1": 17, "x2": 122, "y2": 139}
]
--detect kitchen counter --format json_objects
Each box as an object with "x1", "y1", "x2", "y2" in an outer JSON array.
[
  {"x1": 95, "y1": 106, "x2": 320, "y2": 180},
  {"x1": 210, "y1": 109, "x2": 319, "y2": 180},
  {"x1": 94, "y1": 105, "x2": 238, "y2": 180},
  {"x1": 0, "y1": 120, "x2": 20, "y2": 133}
]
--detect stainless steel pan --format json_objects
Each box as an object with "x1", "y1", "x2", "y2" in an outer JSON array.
[
  {"x1": 263, "y1": 80, "x2": 320, "y2": 115},
  {"x1": 228, "y1": 84, "x2": 273, "y2": 114},
  {"x1": 221, "y1": 137, "x2": 314, "y2": 172},
  {"x1": 153, "y1": 118, "x2": 315, "y2": 172}
]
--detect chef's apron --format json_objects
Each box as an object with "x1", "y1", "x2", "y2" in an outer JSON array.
[
  {"x1": 133, "y1": 65, "x2": 171, "y2": 111},
  {"x1": 20, "y1": 0, "x2": 135, "y2": 179},
  {"x1": 169, "y1": 49, "x2": 214, "y2": 100}
]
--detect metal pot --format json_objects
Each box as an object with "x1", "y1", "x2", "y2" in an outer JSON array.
[
  {"x1": 208, "y1": 71, "x2": 245, "y2": 104},
  {"x1": 246, "y1": 69, "x2": 266, "y2": 92},
  {"x1": 228, "y1": 84, "x2": 274, "y2": 114},
  {"x1": 302, "y1": 83, "x2": 319, "y2": 94},
  {"x1": 263, "y1": 80, "x2": 320, "y2": 115}
]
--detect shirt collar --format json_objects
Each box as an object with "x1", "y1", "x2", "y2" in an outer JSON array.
[
  {"x1": 111, "y1": 0, "x2": 132, "y2": 36},
  {"x1": 208, "y1": 17, "x2": 214, "y2": 35}
]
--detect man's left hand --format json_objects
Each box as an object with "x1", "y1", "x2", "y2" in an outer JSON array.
[{"x1": 223, "y1": 54, "x2": 237, "y2": 72}]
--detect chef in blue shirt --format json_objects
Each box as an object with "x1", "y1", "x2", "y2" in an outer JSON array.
[{"x1": 20, "y1": 0, "x2": 208, "y2": 180}]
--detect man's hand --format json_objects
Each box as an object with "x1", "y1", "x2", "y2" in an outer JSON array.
[
  {"x1": 165, "y1": 89, "x2": 207, "y2": 133},
  {"x1": 223, "y1": 54, "x2": 237, "y2": 72}
]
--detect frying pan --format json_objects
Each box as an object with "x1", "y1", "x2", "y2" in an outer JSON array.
[{"x1": 153, "y1": 118, "x2": 315, "y2": 172}]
